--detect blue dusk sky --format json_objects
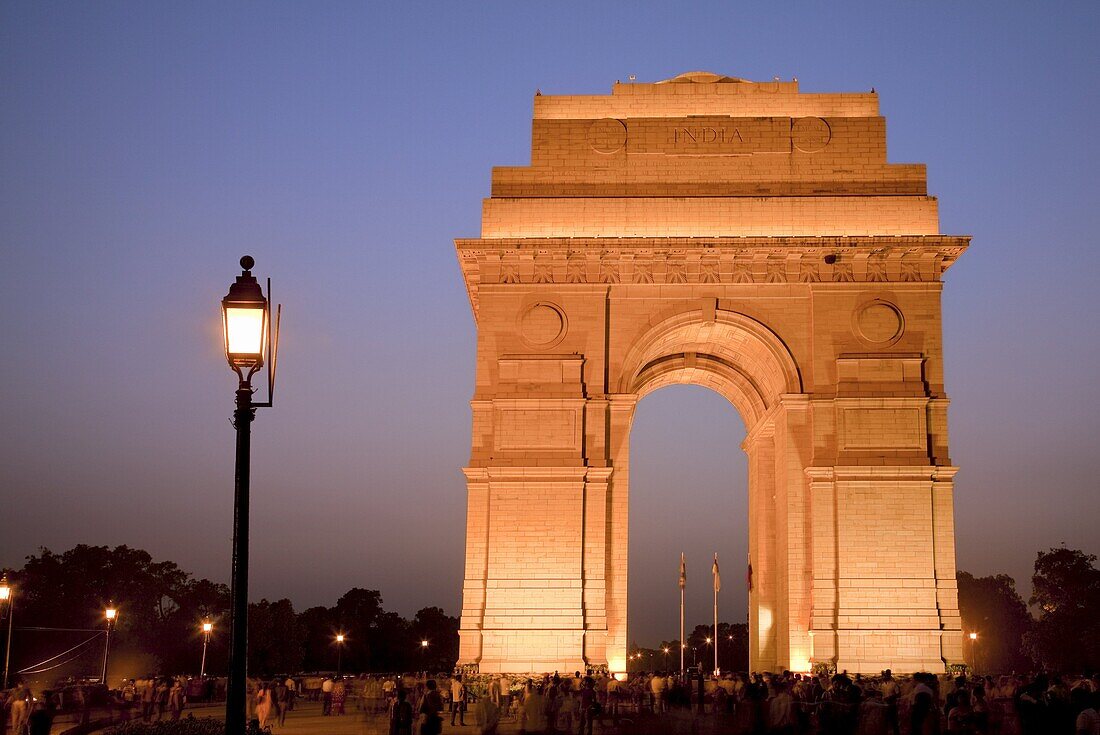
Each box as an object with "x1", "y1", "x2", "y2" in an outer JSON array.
[{"x1": 1, "y1": 2, "x2": 1098, "y2": 647}]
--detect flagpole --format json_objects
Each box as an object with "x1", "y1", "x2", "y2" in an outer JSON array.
[
  {"x1": 680, "y1": 583, "x2": 685, "y2": 674},
  {"x1": 714, "y1": 554, "x2": 719, "y2": 675},
  {"x1": 679, "y1": 552, "x2": 686, "y2": 676}
]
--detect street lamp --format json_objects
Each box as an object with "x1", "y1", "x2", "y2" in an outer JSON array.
[
  {"x1": 102, "y1": 603, "x2": 118, "y2": 685},
  {"x1": 221, "y1": 256, "x2": 280, "y2": 735},
  {"x1": 200, "y1": 621, "x2": 213, "y2": 678},
  {"x1": 335, "y1": 634, "x2": 346, "y2": 677},
  {"x1": 969, "y1": 632, "x2": 979, "y2": 673},
  {"x1": 0, "y1": 576, "x2": 12, "y2": 689}
]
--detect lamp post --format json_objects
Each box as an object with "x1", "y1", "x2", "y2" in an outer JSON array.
[
  {"x1": 420, "y1": 640, "x2": 428, "y2": 672},
  {"x1": 968, "y1": 632, "x2": 979, "y2": 674},
  {"x1": 200, "y1": 621, "x2": 213, "y2": 678},
  {"x1": 0, "y1": 576, "x2": 12, "y2": 689},
  {"x1": 335, "y1": 634, "x2": 345, "y2": 677},
  {"x1": 705, "y1": 637, "x2": 712, "y2": 673},
  {"x1": 221, "y1": 256, "x2": 279, "y2": 735},
  {"x1": 102, "y1": 604, "x2": 118, "y2": 685}
]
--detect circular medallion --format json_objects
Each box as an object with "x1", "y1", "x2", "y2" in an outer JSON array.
[
  {"x1": 586, "y1": 118, "x2": 628, "y2": 154},
  {"x1": 854, "y1": 301, "x2": 904, "y2": 344},
  {"x1": 519, "y1": 303, "x2": 567, "y2": 349},
  {"x1": 792, "y1": 117, "x2": 831, "y2": 153}
]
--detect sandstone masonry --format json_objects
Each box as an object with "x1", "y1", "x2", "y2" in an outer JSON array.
[{"x1": 454, "y1": 71, "x2": 967, "y2": 675}]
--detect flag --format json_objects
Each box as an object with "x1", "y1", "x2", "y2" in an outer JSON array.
[
  {"x1": 679, "y1": 552, "x2": 686, "y2": 589},
  {"x1": 746, "y1": 553, "x2": 754, "y2": 592},
  {"x1": 712, "y1": 553, "x2": 721, "y2": 592}
]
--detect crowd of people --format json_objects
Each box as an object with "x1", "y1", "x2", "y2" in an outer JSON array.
[
  {"x1": 221, "y1": 668, "x2": 1100, "y2": 735},
  {"x1": 4, "y1": 668, "x2": 1099, "y2": 734},
  {"x1": 312, "y1": 669, "x2": 1100, "y2": 735}
]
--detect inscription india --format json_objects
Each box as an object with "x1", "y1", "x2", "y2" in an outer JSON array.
[
  {"x1": 625, "y1": 117, "x2": 796, "y2": 155},
  {"x1": 671, "y1": 126, "x2": 745, "y2": 145}
]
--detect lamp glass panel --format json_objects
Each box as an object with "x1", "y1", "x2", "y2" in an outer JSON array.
[{"x1": 225, "y1": 307, "x2": 265, "y2": 357}]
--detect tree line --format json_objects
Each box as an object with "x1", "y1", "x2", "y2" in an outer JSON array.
[
  {"x1": 1, "y1": 544, "x2": 1097, "y2": 680},
  {"x1": 0, "y1": 545, "x2": 458, "y2": 680},
  {"x1": 624, "y1": 547, "x2": 1100, "y2": 674}
]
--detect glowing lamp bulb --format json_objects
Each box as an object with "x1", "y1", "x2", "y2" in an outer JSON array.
[
  {"x1": 202, "y1": 622, "x2": 213, "y2": 633},
  {"x1": 336, "y1": 634, "x2": 345, "y2": 643},
  {"x1": 105, "y1": 606, "x2": 118, "y2": 621},
  {"x1": 222, "y1": 256, "x2": 269, "y2": 370}
]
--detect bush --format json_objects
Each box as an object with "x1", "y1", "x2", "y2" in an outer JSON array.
[{"x1": 104, "y1": 715, "x2": 269, "y2": 735}]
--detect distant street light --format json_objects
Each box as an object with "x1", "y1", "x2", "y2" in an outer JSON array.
[
  {"x1": 221, "y1": 256, "x2": 280, "y2": 735},
  {"x1": 0, "y1": 576, "x2": 13, "y2": 689},
  {"x1": 200, "y1": 621, "x2": 213, "y2": 678},
  {"x1": 336, "y1": 634, "x2": 346, "y2": 677},
  {"x1": 102, "y1": 603, "x2": 118, "y2": 684},
  {"x1": 969, "y1": 632, "x2": 978, "y2": 640}
]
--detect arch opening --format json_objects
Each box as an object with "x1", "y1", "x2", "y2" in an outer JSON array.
[
  {"x1": 626, "y1": 383, "x2": 749, "y2": 674},
  {"x1": 606, "y1": 309, "x2": 805, "y2": 673}
]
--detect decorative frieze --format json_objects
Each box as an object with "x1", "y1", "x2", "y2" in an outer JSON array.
[{"x1": 456, "y1": 236, "x2": 967, "y2": 316}]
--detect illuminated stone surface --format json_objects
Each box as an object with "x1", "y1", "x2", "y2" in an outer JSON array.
[{"x1": 454, "y1": 72, "x2": 966, "y2": 674}]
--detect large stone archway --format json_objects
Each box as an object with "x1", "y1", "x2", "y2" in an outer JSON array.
[{"x1": 454, "y1": 72, "x2": 967, "y2": 674}]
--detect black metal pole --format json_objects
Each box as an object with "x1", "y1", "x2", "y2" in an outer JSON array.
[
  {"x1": 226, "y1": 382, "x2": 254, "y2": 735},
  {"x1": 100, "y1": 621, "x2": 112, "y2": 684},
  {"x1": 3, "y1": 597, "x2": 14, "y2": 689}
]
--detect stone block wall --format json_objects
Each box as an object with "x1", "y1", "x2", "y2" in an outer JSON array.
[{"x1": 455, "y1": 72, "x2": 966, "y2": 674}]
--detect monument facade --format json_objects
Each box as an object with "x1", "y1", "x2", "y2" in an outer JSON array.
[{"x1": 455, "y1": 72, "x2": 967, "y2": 674}]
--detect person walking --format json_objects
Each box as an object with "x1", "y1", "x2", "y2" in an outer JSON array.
[
  {"x1": 521, "y1": 684, "x2": 547, "y2": 735},
  {"x1": 390, "y1": 689, "x2": 414, "y2": 735},
  {"x1": 168, "y1": 679, "x2": 185, "y2": 721},
  {"x1": 155, "y1": 678, "x2": 170, "y2": 721},
  {"x1": 420, "y1": 680, "x2": 444, "y2": 735},
  {"x1": 450, "y1": 674, "x2": 467, "y2": 727},
  {"x1": 140, "y1": 679, "x2": 155, "y2": 722},
  {"x1": 26, "y1": 693, "x2": 55, "y2": 735},
  {"x1": 284, "y1": 676, "x2": 297, "y2": 712},
  {"x1": 474, "y1": 693, "x2": 501, "y2": 735},
  {"x1": 577, "y1": 677, "x2": 599, "y2": 735},
  {"x1": 322, "y1": 676, "x2": 335, "y2": 716},
  {"x1": 256, "y1": 682, "x2": 274, "y2": 729},
  {"x1": 8, "y1": 685, "x2": 31, "y2": 735},
  {"x1": 332, "y1": 677, "x2": 347, "y2": 716},
  {"x1": 274, "y1": 678, "x2": 289, "y2": 725}
]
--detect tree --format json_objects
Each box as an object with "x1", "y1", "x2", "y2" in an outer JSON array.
[
  {"x1": 956, "y1": 571, "x2": 1034, "y2": 672},
  {"x1": 4, "y1": 545, "x2": 229, "y2": 679},
  {"x1": 1023, "y1": 547, "x2": 1100, "y2": 670},
  {"x1": 410, "y1": 607, "x2": 459, "y2": 672},
  {"x1": 247, "y1": 599, "x2": 304, "y2": 676}
]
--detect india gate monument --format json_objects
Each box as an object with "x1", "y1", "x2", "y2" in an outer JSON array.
[{"x1": 454, "y1": 72, "x2": 967, "y2": 675}]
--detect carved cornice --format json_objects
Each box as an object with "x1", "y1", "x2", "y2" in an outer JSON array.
[{"x1": 455, "y1": 236, "x2": 969, "y2": 317}]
